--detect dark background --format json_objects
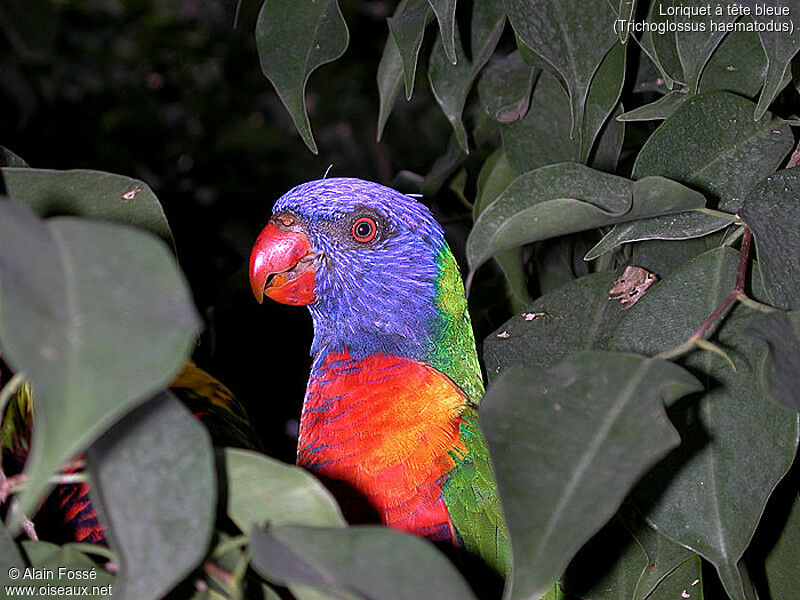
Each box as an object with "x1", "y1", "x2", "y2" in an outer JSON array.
[{"x1": 0, "y1": 0, "x2": 472, "y2": 460}]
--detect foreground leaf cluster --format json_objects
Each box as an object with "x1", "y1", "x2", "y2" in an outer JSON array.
[{"x1": 1, "y1": 1, "x2": 800, "y2": 599}]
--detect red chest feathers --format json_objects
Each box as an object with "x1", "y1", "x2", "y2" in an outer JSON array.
[{"x1": 297, "y1": 351, "x2": 467, "y2": 543}]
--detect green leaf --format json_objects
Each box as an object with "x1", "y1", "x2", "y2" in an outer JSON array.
[
  {"x1": 740, "y1": 168, "x2": 800, "y2": 310},
  {"x1": 478, "y1": 51, "x2": 538, "y2": 123},
  {"x1": 376, "y1": 35, "x2": 404, "y2": 142},
  {"x1": 616, "y1": 0, "x2": 637, "y2": 44},
  {"x1": 483, "y1": 270, "x2": 624, "y2": 379},
  {"x1": 428, "y1": 0, "x2": 505, "y2": 151},
  {"x1": 0, "y1": 523, "x2": 24, "y2": 577},
  {"x1": 2, "y1": 167, "x2": 173, "y2": 247},
  {"x1": 501, "y1": 70, "x2": 577, "y2": 173},
  {"x1": 0, "y1": 201, "x2": 200, "y2": 533},
  {"x1": 86, "y1": 392, "x2": 216, "y2": 600},
  {"x1": 426, "y1": 0, "x2": 457, "y2": 64},
  {"x1": 481, "y1": 351, "x2": 701, "y2": 600},
  {"x1": 581, "y1": 42, "x2": 626, "y2": 162},
  {"x1": 738, "y1": 0, "x2": 800, "y2": 118},
  {"x1": 467, "y1": 163, "x2": 707, "y2": 271},
  {"x1": 255, "y1": 0, "x2": 349, "y2": 154},
  {"x1": 589, "y1": 104, "x2": 625, "y2": 173},
  {"x1": 745, "y1": 311, "x2": 800, "y2": 413},
  {"x1": 19, "y1": 541, "x2": 115, "y2": 599},
  {"x1": 505, "y1": 0, "x2": 617, "y2": 135},
  {"x1": 699, "y1": 24, "x2": 767, "y2": 97},
  {"x1": 250, "y1": 524, "x2": 477, "y2": 600},
  {"x1": 609, "y1": 248, "x2": 800, "y2": 600},
  {"x1": 223, "y1": 447, "x2": 346, "y2": 533},
  {"x1": 388, "y1": 0, "x2": 432, "y2": 98},
  {"x1": 618, "y1": 90, "x2": 687, "y2": 122},
  {"x1": 763, "y1": 492, "x2": 800, "y2": 600},
  {"x1": 646, "y1": 556, "x2": 704, "y2": 600},
  {"x1": 585, "y1": 210, "x2": 735, "y2": 260},
  {"x1": 564, "y1": 504, "x2": 700, "y2": 600},
  {"x1": 632, "y1": 92, "x2": 794, "y2": 212}
]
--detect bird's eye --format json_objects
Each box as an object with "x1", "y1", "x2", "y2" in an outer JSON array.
[{"x1": 351, "y1": 216, "x2": 377, "y2": 243}]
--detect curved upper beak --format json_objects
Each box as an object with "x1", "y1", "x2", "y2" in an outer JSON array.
[{"x1": 249, "y1": 222, "x2": 317, "y2": 305}]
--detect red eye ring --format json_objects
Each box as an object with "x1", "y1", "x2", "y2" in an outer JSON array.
[{"x1": 352, "y1": 217, "x2": 377, "y2": 243}]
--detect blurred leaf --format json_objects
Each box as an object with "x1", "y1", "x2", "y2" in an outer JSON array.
[
  {"x1": 610, "y1": 248, "x2": 800, "y2": 600},
  {"x1": 224, "y1": 447, "x2": 346, "y2": 533},
  {"x1": 478, "y1": 51, "x2": 538, "y2": 123},
  {"x1": 86, "y1": 392, "x2": 215, "y2": 600},
  {"x1": 739, "y1": 0, "x2": 800, "y2": 118},
  {"x1": 585, "y1": 210, "x2": 735, "y2": 260},
  {"x1": 467, "y1": 163, "x2": 706, "y2": 271},
  {"x1": 428, "y1": 0, "x2": 505, "y2": 151},
  {"x1": 745, "y1": 311, "x2": 800, "y2": 413},
  {"x1": 581, "y1": 43, "x2": 626, "y2": 162},
  {"x1": 618, "y1": 91, "x2": 687, "y2": 122},
  {"x1": 388, "y1": 0, "x2": 432, "y2": 98},
  {"x1": 763, "y1": 492, "x2": 800, "y2": 600},
  {"x1": 505, "y1": 0, "x2": 617, "y2": 135},
  {"x1": 255, "y1": 0, "x2": 349, "y2": 153},
  {"x1": 481, "y1": 351, "x2": 701, "y2": 600},
  {"x1": 0, "y1": 201, "x2": 200, "y2": 533},
  {"x1": 19, "y1": 541, "x2": 115, "y2": 598},
  {"x1": 250, "y1": 524, "x2": 477, "y2": 600},
  {"x1": 0, "y1": 147, "x2": 28, "y2": 168},
  {"x1": 740, "y1": 167, "x2": 800, "y2": 310},
  {"x1": 501, "y1": 70, "x2": 577, "y2": 173},
  {"x1": 2, "y1": 167, "x2": 173, "y2": 247},
  {"x1": 0, "y1": 524, "x2": 24, "y2": 576},
  {"x1": 483, "y1": 270, "x2": 623, "y2": 379},
  {"x1": 632, "y1": 92, "x2": 793, "y2": 212},
  {"x1": 427, "y1": 0, "x2": 457, "y2": 64},
  {"x1": 699, "y1": 24, "x2": 767, "y2": 97}
]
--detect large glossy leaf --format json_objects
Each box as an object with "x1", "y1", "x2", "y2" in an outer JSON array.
[
  {"x1": 632, "y1": 92, "x2": 793, "y2": 212},
  {"x1": 19, "y1": 541, "x2": 115, "y2": 599},
  {"x1": 745, "y1": 311, "x2": 800, "y2": 413},
  {"x1": 478, "y1": 51, "x2": 538, "y2": 123},
  {"x1": 504, "y1": 0, "x2": 617, "y2": 134},
  {"x1": 255, "y1": 0, "x2": 349, "y2": 153},
  {"x1": 698, "y1": 24, "x2": 767, "y2": 97},
  {"x1": 481, "y1": 351, "x2": 701, "y2": 600},
  {"x1": 224, "y1": 447, "x2": 346, "y2": 533},
  {"x1": 739, "y1": 0, "x2": 800, "y2": 118},
  {"x1": 250, "y1": 525, "x2": 477, "y2": 600},
  {"x1": 483, "y1": 270, "x2": 623, "y2": 379},
  {"x1": 467, "y1": 163, "x2": 706, "y2": 271},
  {"x1": 428, "y1": 0, "x2": 505, "y2": 151},
  {"x1": 610, "y1": 248, "x2": 800, "y2": 600},
  {"x1": 740, "y1": 168, "x2": 800, "y2": 310},
  {"x1": 388, "y1": 0, "x2": 432, "y2": 98},
  {"x1": 584, "y1": 210, "x2": 736, "y2": 260},
  {"x1": 86, "y1": 392, "x2": 216, "y2": 600},
  {"x1": 2, "y1": 167, "x2": 173, "y2": 247},
  {"x1": 0, "y1": 201, "x2": 200, "y2": 532}
]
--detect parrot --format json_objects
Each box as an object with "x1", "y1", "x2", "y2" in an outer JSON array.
[{"x1": 248, "y1": 177, "x2": 512, "y2": 583}]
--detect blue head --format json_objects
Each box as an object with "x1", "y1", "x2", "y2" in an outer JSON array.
[{"x1": 250, "y1": 177, "x2": 452, "y2": 363}]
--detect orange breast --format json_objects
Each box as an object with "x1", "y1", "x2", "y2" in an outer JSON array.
[{"x1": 297, "y1": 351, "x2": 467, "y2": 542}]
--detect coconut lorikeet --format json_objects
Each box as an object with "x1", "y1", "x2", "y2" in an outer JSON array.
[{"x1": 249, "y1": 178, "x2": 512, "y2": 580}]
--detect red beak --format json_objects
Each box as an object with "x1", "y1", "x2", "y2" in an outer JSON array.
[{"x1": 249, "y1": 222, "x2": 317, "y2": 305}]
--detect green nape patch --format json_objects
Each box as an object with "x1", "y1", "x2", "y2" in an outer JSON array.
[{"x1": 430, "y1": 244, "x2": 485, "y2": 404}]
